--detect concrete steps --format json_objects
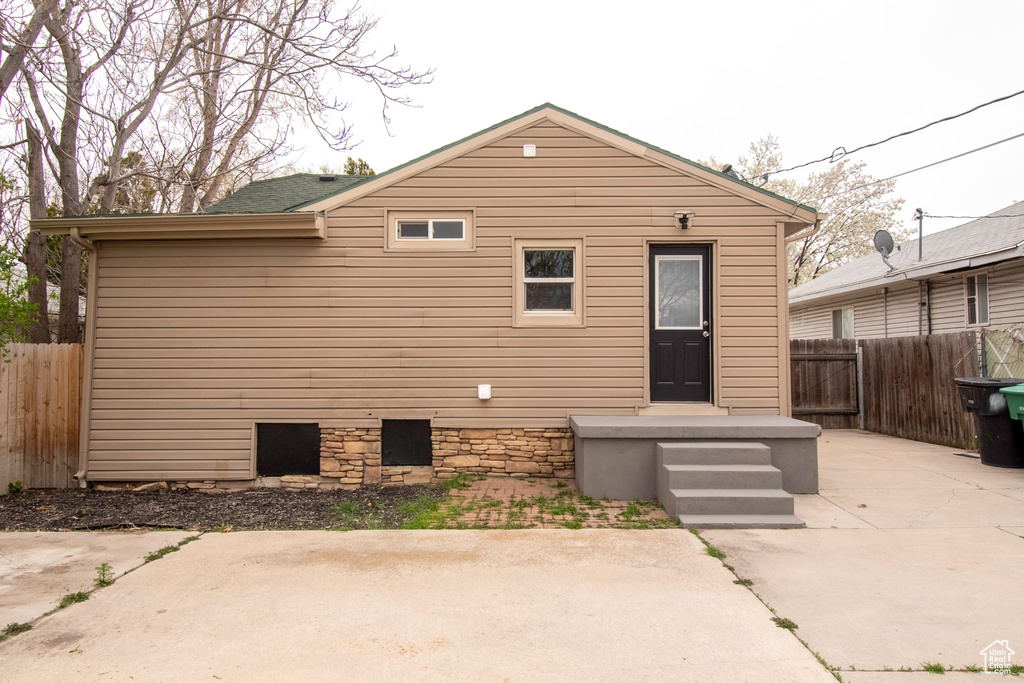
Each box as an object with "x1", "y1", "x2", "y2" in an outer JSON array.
[{"x1": 656, "y1": 442, "x2": 804, "y2": 529}]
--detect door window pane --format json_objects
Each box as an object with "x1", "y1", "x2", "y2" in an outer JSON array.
[{"x1": 657, "y1": 256, "x2": 701, "y2": 328}]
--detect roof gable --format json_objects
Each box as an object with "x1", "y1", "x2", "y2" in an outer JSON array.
[{"x1": 298, "y1": 103, "x2": 818, "y2": 224}]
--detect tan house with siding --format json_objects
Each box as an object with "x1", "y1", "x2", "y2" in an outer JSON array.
[
  {"x1": 38, "y1": 104, "x2": 823, "y2": 527},
  {"x1": 789, "y1": 202, "x2": 1024, "y2": 376}
]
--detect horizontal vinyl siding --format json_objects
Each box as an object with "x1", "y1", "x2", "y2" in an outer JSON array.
[
  {"x1": 88, "y1": 121, "x2": 795, "y2": 479},
  {"x1": 790, "y1": 257, "x2": 1024, "y2": 341}
]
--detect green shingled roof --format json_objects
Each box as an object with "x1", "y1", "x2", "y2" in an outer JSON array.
[{"x1": 205, "y1": 173, "x2": 369, "y2": 214}]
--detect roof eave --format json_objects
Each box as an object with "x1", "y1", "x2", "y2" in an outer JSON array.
[
  {"x1": 31, "y1": 212, "x2": 324, "y2": 241},
  {"x1": 789, "y1": 242, "x2": 1024, "y2": 305}
]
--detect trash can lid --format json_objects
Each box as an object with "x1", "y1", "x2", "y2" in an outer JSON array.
[
  {"x1": 998, "y1": 383, "x2": 1024, "y2": 395},
  {"x1": 954, "y1": 377, "x2": 1024, "y2": 388}
]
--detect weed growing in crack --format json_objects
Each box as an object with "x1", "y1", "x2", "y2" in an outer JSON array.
[
  {"x1": 58, "y1": 592, "x2": 89, "y2": 609},
  {"x1": 145, "y1": 545, "x2": 180, "y2": 563},
  {"x1": 920, "y1": 662, "x2": 947, "y2": 674},
  {"x1": 94, "y1": 563, "x2": 114, "y2": 587},
  {"x1": 771, "y1": 617, "x2": 798, "y2": 631},
  {"x1": 0, "y1": 623, "x2": 31, "y2": 643}
]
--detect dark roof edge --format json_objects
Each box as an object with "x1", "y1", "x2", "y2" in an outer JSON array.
[{"x1": 289, "y1": 102, "x2": 818, "y2": 214}]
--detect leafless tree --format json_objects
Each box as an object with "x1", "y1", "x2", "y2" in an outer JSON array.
[{"x1": 2, "y1": 0, "x2": 427, "y2": 342}]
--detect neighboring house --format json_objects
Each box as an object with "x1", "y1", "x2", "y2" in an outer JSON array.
[
  {"x1": 37, "y1": 104, "x2": 822, "y2": 527},
  {"x1": 789, "y1": 202, "x2": 1024, "y2": 348}
]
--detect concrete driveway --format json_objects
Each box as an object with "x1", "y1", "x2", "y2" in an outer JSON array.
[
  {"x1": 0, "y1": 530, "x2": 831, "y2": 682},
  {"x1": 705, "y1": 429, "x2": 1024, "y2": 680}
]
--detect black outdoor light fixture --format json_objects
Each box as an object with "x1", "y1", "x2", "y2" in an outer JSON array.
[{"x1": 674, "y1": 210, "x2": 696, "y2": 229}]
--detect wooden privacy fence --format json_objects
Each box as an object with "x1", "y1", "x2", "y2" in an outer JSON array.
[
  {"x1": 790, "y1": 339, "x2": 860, "y2": 429},
  {"x1": 0, "y1": 344, "x2": 83, "y2": 490},
  {"x1": 860, "y1": 332, "x2": 979, "y2": 449},
  {"x1": 792, "y1": 333, "x2": 980, "y2": 449}
]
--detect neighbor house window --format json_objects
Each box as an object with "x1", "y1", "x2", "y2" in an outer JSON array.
[
  {"x1": 385, "y1": 210, "x2": 475, "y2": 251},
  {"x1": 832, "y1": 307, "x2": 854, "y2": 339},
  {"x1": 513, "y1": 239, "x2": 584, "y2": 326},
  {"x1": 966, "y1": 273, "x2": 989, "y2": 325}
]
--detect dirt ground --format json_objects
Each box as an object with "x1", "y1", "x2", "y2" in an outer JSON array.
[{"x1": 0, "y1": 485, "x2": 445, "y2": 532}]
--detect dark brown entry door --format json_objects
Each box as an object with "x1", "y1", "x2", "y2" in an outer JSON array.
[{"x1": 649, "y1": 244, "x2": 712, "y2": 402}]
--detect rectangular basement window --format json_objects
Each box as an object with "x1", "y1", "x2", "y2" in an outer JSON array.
[
  {"x1": 385, "y1": 209, "x2": 475, "y2": 251},
  {"x1": 381, "y1": 419, "x2": 433, "y2": 466},
  {"x1": 256, "y1": 423, "x2": 320, "y2": 476}
]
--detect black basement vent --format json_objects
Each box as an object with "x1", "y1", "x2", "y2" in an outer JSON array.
[
  {"x1": 256, "y1": 423, "x2": 320, "y2": 476},
  {"x1": 382, "y1": 419, "x2": 433, "y2": 466}
]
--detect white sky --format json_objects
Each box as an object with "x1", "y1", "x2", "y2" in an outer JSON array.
[{"x1": 295, "y1": 0, "x2": 1024, "y2": 240}]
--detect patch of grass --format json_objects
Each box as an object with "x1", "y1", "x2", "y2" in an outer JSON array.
[
  {"x1": 772, "y1": 616, "x2": 798, "y2": 631},
  {"x1": 94, "y1": 562, "x2": 114, "y2": 587},
  {"x1": 58, "y1": 592, "x2": 89, "y2": 609},
  {"x1": 399, "y1": 496, "x2": 445, "y2": 529},
  {"x1": 0, "y1": 622, "x2": 31, "y2": 643},
  {"x1": 441, "y1": 473, "x2": 477, "y2": 491},
  {"x1": 179, "y1": 535, "x2": 200, "y2": 546},
  {"x1": 920, "y1": 662, "x2": 946, "y2": 674},
  {"x1": 733, "y1": 578, "x2": 754, "y2": 586},
  {"x1": 7, "y1": 480, "x2": 23, "y2": 496},
  {"x1": 560, "y1": 520, "x2": 583, "y2": 529},
  {"x1": 552, "y1": 481, "x2": 567, "y2": 489},
  {"x1": 1009, "y1": 664, "x2": 1024, "y2": 675},
  {"x1": 145, "y1": 545, "x2": 180, "y2": 563},
  {"x1": 962, "y1": 664, "x2": 982, "y2": 673},
  {"x1": 211, "y1": 522, "x2": 232, "y2": 533},
  {"x1": 704, "y1": 544, "x2": 726, "y2": 560}
]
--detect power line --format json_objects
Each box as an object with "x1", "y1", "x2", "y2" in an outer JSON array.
[
  {"x1": 749, "y1": 87, "x2": 1024, "y2": 182},
  {"x1": 923, "y1": 213, "x2": 1024, "y2": 219},
  {"x1": 819, "y1": 130, "x2": 1024, "y2": 201}
]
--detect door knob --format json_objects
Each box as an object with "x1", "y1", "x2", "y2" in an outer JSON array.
[{"x1": 703, "y1": 331, "x2": 709, "y2": 337}]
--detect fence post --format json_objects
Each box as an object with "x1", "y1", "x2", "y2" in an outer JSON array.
[{"x1": 857, "y1": 343, "x2": 865, "y2": 430}]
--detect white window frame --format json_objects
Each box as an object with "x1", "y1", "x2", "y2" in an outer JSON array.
[
  {"x1": 653, "y1": 254, "x2": 703, "y2": 330},
  {"x1": 965, "y1": 272, "x2": 989, "y2": 326},
  {"x1": 397, "y1": 218, "x2": 465, "y2": 241},
  {"x1": 385, "y1": 209, "x2": 475, "y2": 252},
  {"x1": 832, "y1": 307, "x2": 854, "y2": 339},
  {"x1": 513, "y1": 238, "x2": 585, "y2": 327}
]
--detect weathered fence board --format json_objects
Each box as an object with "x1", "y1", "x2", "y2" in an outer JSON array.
[
  {"x1": 0, "y1": 344, "x2": 83, "y2": 490},
  {"x1": 790, "y1": 339, "x2": 859, "y2": 429},
  {"x1": 860, "y1": 332, "x2": 979, "y2": 449}
]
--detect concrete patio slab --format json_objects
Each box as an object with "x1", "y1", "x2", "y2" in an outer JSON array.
[
  {"x1": 843, "y1": 673, "x2": 998, "y2": 682},
  {"x1": 0, "y1": 531, "x2": 192, "y2": 627},
  {"x1": 702, "y1": 527, "x2": 1024, "y2": 672},
  {"x1": 705, "y1": 430, "x2": 1024, "y2": 676},
  {"x1": 793, "y1": 494, "x2": 873, "y2": 529},
  {"x1": 0, "y1": 530, "x2": 834, "y2": 682},
  {"x1": 820, "y1": 487, "x2": 1024, "y2": 528},
  {"x1": 817, "y1": 466, "x2": 980, "y2": 490}
]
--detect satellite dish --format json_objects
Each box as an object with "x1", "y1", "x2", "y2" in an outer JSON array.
[
  {"x1": 873, "y1": 230, "x2": 896, "y2": 272},
  {"x1": 873, "y1": 230, "x2": 895, "y2": 256}
]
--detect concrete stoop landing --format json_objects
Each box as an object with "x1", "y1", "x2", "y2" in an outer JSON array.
[
  {"x1": 571, "y1": 415, "x2": 819, "y2": 528},
  {"x1": 656, "y1": 442, "x2": 805, "y2": 529}
]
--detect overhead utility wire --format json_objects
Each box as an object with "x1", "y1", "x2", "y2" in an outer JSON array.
[
  {"x1": 924, "y1": 213, "x2": 1024, "y2": 219},
  {"x1": 748, "y1": 87, "x2": 1024, "y2": 182},
  {"x1": 819, "y1": 130, "x2": 1024, "y2": 201}
]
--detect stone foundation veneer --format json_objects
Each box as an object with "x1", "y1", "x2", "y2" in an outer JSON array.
[
  {"x1": 430, "y1": 428, "x2": 574, "y2": 482},
  {"x1": 316, "y1": 426, "x2": 575, "y2": 488}
]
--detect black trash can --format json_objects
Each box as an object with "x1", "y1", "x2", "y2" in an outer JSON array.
[{"x1": 954, "y1": 377, "x2": 1024, "y2": 468}]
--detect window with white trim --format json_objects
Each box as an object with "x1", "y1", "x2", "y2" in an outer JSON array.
[
  {"x1": 966, "y1": 273, "x2": 989, "y2": 325},
  {"x1": 513, "y1": 239, "x2": 584, "y2": 326},
  {"x1": 397, "y1": 218, "x2": 464, "y2": 241},
  {"x1": 385, "y1": 210, "x2": 475, "y2": 251},
  {"x1": 832, "y1": 307, "x2": 854, "y2": 339}
]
